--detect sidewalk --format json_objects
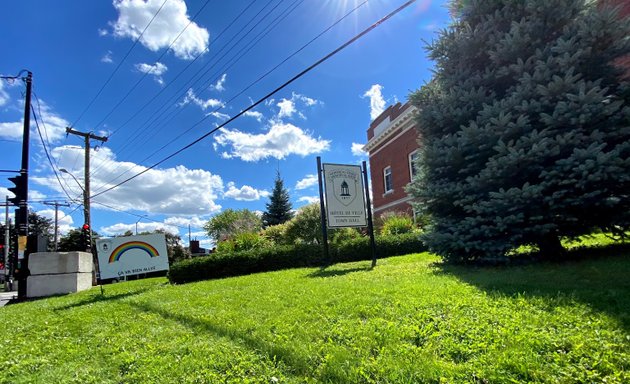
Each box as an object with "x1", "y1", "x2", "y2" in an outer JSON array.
[{"x1": 0, "y1": 291, "x2": 17, "y2": 307}]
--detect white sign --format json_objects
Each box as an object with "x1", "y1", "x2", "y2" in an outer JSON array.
[
  {"x1": 323, "y1": 163, "x2": 367, "y2": 227},
  {"x1": 96, "y1": 234, "x2": 169, "y2": 280}
]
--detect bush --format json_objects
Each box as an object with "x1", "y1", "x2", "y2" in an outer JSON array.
[
  {"x1": 168, "y1": 233, "x2": 425, "y2": 284},
  {"x1": 330, "y1": 227, "x2": 361, "y2": 246},
  {"x1": 168, "y1": 244, "x2": 323, "y2": 284},
  {"x1": 216, "y1": 232, "x2": 271, "y2": 254},
  {"x1": 261, "y1": 223, "x2": 290, "y2": 245},
  {"x1": 379, "y1": 212, "x2": 417, "y2": 236}
]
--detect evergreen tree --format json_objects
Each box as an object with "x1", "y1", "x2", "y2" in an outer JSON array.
[
  {"x1": 408, "y1": 0, "x2": 630, "y2": 262},
  {"x1": 262, "y1": 171, "x2": 293, "y2": 227}
]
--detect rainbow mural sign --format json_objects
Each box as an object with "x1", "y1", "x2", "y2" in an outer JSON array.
[
  {"x1": 96, "y1": 234, "x2": 169, "y2": 280},
  {"x1": 108, "y1": 241, "x2": 159, "y2": 263}
]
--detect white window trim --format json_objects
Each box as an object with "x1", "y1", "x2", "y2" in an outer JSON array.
[
  {"x1": 383, "y1": 166, "x2": 393, "y2": 195},
  {"x1": 408, "y1": 150, "x2": 419, "y2": 181}
]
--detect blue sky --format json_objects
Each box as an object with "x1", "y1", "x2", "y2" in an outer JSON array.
[{"x1": 0, "y1": 0, "x2": 449, "y2": 247}]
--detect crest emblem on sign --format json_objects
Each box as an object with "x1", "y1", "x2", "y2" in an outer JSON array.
[{"x1": 331, "y1": 175, "x2": 358, "y2": 206}]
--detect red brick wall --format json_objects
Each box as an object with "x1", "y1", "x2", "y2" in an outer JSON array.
[{"x1": 369, "y1": 127, "x2": 420, "y2": 216}]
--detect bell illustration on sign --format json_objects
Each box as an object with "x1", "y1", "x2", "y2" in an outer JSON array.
[
  {"x1": 332, "y1": 173, "x2": 357, "y2": 206},
  {"x1": 340, "y1": 180, "x2": 350, "y2": 197}
]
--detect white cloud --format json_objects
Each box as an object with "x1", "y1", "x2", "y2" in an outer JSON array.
[
  {"x1": 275, "y1": 92, "x2": 322, "y2": 120},
  {"x1": 0, "y1": 121, "x2": 23, "y2": 140},
  {"x1": 37, "y1": 145, "x2": 224, "y2": 216},
  {"x1": 243, "y1": 110, "x2": 263, "y2": 122},
  {"x1": 101, "y1": 50, "x2": 113, "y2": 63},
  {"x1": 208, "y1": 111, "x2": 230, "y2": 121},
  {"x1": 363, "y1": 84, "x2": 386, "y2": 120},
  {"x1": 277, "y1": 98, "x2": 296, "y2": 119},
  {"x1": 180, "y1": 88, "x2": 223, "y2": 110},
  {"x1": 29, "y1": 190, "x2": 47, "y2": 200},
  {"x1": 100, "y1": 221, "x2": 180, "y2": 237},
  {"x1": 0, "y1": 187, "x2": 14, "y2": 200},
  {"x1": 98, "y1": 28, "x2": 108, "y2": 36},
  {"x1": 111, "y1": 0, "x2": 209, "y2": 60},
  {"x1": 36, "y1": 208, "x2": 74, "y2": 236},
  {"x1": 213, "y1": 122, "x2": 330, "y2": 162},
  {"x1": 224, "y1": 182, "x2": 269, "y2": 201},
  {"x1": 0, "y1": 99, "x2": 69, "y2": 143},
  {"x1": 351, "y1": 142, "x2": 367, "y2": 157},
  {"x1": 298, "y1": 196, "x2": 319, "y2": 204},
  {"x1": 135, "y1": 62, "x2": 167, "y2": 84},
  {"x1": 164, "y1": 216, "x2": 206, "y2": 229},
  {"x1": 295, "y1": 174, "x2": 318, "y2": 190},
  {"x1": 210, "y1": 73, "x2": 227, "y2": 92},
  {"x1": 0, "y1": 81, "x2": 9, "y2": 106}
]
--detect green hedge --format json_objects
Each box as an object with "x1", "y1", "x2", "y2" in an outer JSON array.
[{"x1": 168, "y1": 233, "x2": 425, "y2": 284}]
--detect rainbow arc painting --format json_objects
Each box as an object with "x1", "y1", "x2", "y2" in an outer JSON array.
[{"x1": 108, "y1": 241, "x2": 160, "y2": 263}]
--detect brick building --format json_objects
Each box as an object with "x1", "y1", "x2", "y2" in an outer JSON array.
[{"x1": 363, "y1": 102, "x2": 420, "y2": 219}]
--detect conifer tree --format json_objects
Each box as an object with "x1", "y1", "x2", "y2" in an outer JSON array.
[
  {"x1": 262, "y1": 171, "x2": 293, "y2": 227},
  {"x1": 408, "y1": 0, "x2": 630, "y2": 261}
]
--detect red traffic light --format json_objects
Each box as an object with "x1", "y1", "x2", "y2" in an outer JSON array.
[{"x1": 82, "y1": 224, "x2": 90, "y2": 230}]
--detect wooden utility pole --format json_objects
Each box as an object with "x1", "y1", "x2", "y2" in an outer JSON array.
[
  {"x1": 64, "y1": 128, "x2": 107, "y2": 232},
  {"x1": 65, "y1": 128, "x2": 107, "y2": 286}
]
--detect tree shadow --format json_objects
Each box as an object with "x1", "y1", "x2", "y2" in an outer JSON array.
[
  {"x1": 306, "y1": 265, "x2": 372, "y2": 279},
  {"x1": 54, "y1": 287, "x2": 151, "y2": 311},
  {"x1": 128, "y1": 301, "x2": 343, "y2": 382},
  {"x1": 433, "y1": 244, "x2": 630, "y2": 331}
]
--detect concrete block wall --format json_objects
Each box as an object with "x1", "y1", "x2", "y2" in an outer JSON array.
[{"x1": 27, "y1": 252, "x2": 93, "y2": 298}]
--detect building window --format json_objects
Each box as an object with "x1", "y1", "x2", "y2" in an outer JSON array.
[
  {"x1": 409, "y1": 150, "x2": 419, "y2": 180},
  {"x1": 384, "y1": 166, "x2": 393, "y2": 193}
]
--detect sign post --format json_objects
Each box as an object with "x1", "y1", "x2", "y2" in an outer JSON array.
[{"x1": 318, "y1": 159, "x2": 377, "y2": 266}]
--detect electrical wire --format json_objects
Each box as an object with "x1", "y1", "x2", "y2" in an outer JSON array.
[
  {"x1": 106, "y1": 0, "x2": 278, "y2": 157},
  {"x1": 111, "y1": 0, "x2": 298, "y2": 164},
  {"x1": 92, "y1": 0, "x2": 367, "y2": 193},
  {"x1": 69, "y1": 0, "x2": 170, "y2": 128},
  {"x1": 91, "y1": 0, "x2": 216, "y2": 135},
  {"x1": 30, "y1": 104, "x2": 76, "y2": 203},
  {"x1": 88, "y1": 0, "x2": 261, "y2": 180},
  {"x1": 91, "y1": 0, "x2": 417, "y2": 199}
]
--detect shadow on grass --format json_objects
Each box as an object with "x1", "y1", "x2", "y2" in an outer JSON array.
[
  {"x1": 434, "y1": 244, "x2": 630, "y2": 331},
  {"x1": 54, "y1": 287, "x2": 151, "y2": 311},
  {"x1": 128, "y1": 301, "x2": 337, "y2": 382},
  {"x1": 306, "y1": 265, "x2": 372, "y2": 278}
]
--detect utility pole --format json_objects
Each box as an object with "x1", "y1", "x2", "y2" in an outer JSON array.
[
  {"x1": 64, "y1": 128, "x2": 108, "y2": 233},
  {"x1": 16, "y1": 72, "x2": 32, "y2": 299},
  {"x1": 43, "y1": 201, "x2": 71, "y2": 251},
  {"x1": 65, "y1": 128, "x2": 107, "y2": 286},
  {"x1": 4, "y1": 197, "x2": 9, "y2": 287}
]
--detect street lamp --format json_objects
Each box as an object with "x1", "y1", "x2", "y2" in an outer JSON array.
[
  {"x1": 135, "y1": 216, "x2": 146, "y2": 235},
  {"x1": 59, "y1": 168, "x2": 91, "y2": 250}
]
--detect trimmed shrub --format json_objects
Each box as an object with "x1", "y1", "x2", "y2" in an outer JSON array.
[{"x1": 169, "y1": 233, "x2": 425, "y2": 284}]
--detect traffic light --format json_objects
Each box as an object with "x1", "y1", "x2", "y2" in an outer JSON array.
[
  {"x1": 82, "y1": 224, "x2": 91, "y2": 252},
  {"x1": 7, "y1": 173, "x2": 27, "y2": 207}
]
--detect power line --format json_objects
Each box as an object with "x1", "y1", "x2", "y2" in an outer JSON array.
[
  {"x1": 69, "y1": 0, "x2": 170, "y2": 128},
  {"x1": 105, "y1": 0, "x2": 278, "y2": 156},
  {"x1": 30, "y1": 103, "x2": 76, "y2": 202},
  {"x1": 91, "y1": 0, "x2": 367, "y2": 193},
  {"x1": 91, "y1": 0, "x2": 417, "y2": 199},
  {"x1": 88, "y1": 0, "x2": 261, "y2": 180},
  {"x1": 91, "y1": 0, "x2": 216, "y2": 134}
]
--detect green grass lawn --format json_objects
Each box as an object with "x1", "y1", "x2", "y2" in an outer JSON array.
[{"x1": 1, "y1": 248, "x2": 628, "y2": 383}]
